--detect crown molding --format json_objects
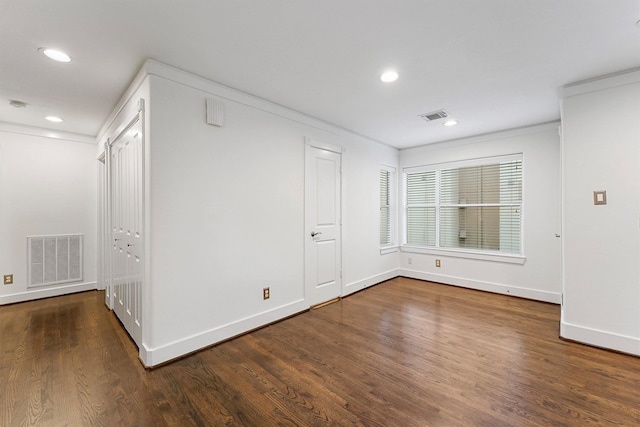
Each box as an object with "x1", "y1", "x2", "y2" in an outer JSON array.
[{"x1": 0, "y1": 121, "x2": 95, "y2": 144}]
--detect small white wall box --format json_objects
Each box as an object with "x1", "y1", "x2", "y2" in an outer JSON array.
[
  {"x1": 206, "y1": 97, "x2": 224, "y2": 127},
  {"x1": 593, "y1": 190, "x2": 607, "y2": 205}
]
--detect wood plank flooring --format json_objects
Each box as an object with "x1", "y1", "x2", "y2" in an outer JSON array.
[{"x1": 2, "y1": 277, "x2": 640, "y2": 426}]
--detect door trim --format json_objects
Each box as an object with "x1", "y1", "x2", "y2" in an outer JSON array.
[{"x1": 305, "y1": 137, "x2": 344, "y2": 154}]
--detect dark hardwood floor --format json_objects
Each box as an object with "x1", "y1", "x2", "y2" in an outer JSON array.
[{"x1": 2, "y1": 277, "x2": 640, "y2": 426}]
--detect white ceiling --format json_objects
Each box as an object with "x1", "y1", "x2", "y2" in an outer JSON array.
[{"x1": 1, "y1": 0, "x2": 639, "y2": 149}]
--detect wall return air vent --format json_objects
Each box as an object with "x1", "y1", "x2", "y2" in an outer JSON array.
[
  {"x1": 419, "y1": 110, "x2": 449, "y2": 122},
  {"x1": 28, "y1": 234, "x2": 83, "y2": 288}
]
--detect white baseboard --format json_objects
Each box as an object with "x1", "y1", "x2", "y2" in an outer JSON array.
[
  {"x1": 343, "y1": 269, "x2": 399, "y2": 297},
  {"x1": 0, "y1": 281, "x2": 97, "y2": 305},
  {"x1": 398, "y1": 269, "x2": 561, "y2": 304},
  {"x1": 140, "y1": 299, "x2": 309, "y2": 367},
  {"x1": 561, "y1": 321, "x2": 640, "y2": 356}
]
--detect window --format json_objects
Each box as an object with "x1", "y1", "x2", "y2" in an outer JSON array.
[
  {"x1": 404, "y1": 155, "x2": 522, "y2": 255},
  {"x1": 380, "y1": 166, "x2": 396, "y2": 248}
]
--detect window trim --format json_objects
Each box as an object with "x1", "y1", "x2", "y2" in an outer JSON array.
[
  {"x1": 402, "y1": 154, "x2": 525, "y2": 261},
  {"x1": 401, "y1": 245, "x2": 526, "y2": 264}
]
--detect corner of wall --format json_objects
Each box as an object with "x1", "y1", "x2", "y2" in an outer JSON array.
[
  {"x1": 343, "y1": 269, "x2": 399, "y2": 297},
  {"x1": 561, "y1": 321, "x2": 640, "y2": 356},
  {"x1": 139, "y1": 299, "x2": 308, "y2": 367}
]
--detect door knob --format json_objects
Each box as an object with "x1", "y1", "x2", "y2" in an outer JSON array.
[{"x1": 311, "y1": 231, "x2": 322, "y2": 237}]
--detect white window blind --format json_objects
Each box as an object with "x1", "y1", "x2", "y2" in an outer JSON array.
[
  {"x1": 380, "y1": 169, "x2": 391, "y2": 245},
  {"x1": 405, "y1": 156, "x2": 522, "y2": 254},
  {"x1": 406, "y1": 170, "x2": 436, "y2": 246},
  {"x1": 380, "y1": 166, "x2": 397, "y2": 248}
]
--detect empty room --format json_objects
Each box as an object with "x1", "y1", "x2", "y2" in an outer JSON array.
[{"x1": 1, "y1": 1, "x2": 640, "y2": 425}]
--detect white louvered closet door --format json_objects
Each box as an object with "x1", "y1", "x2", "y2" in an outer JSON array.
[{"x1": 110, "y1": 109, "x2": 144, "y2": 348}]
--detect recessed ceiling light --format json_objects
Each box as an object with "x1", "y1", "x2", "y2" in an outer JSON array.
[
  {"x1": 45, "y1": 116, "x2": 64, "y2": 123},
  {"x1": 380, "y1": 71, "x2": 399, "y2": 83},
  {"x1": 443, "y1": 120, "x2": 459, "y2": 127},
  {"x1": 39, "y1": 48, "x2": 71, "y2": 63}
]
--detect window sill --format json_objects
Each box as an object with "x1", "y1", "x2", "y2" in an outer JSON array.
[
  {"x1": 401, "y1": 245, "x2": 526, "y2": 265},
  {"x1": 380, "y1": 246, "x2": 399, "y2": 255}
]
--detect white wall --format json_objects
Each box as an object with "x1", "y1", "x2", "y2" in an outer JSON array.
[
  {"x1": 343, "y1": 138, "x2": 399, "y2": 294},
  {"x1": 139, "y1": 62, "x2": 398, "y2": 365},
  {"x1": 0, "y1": 127, "x2": 97, "y2": 304},
  {"x1": 560, "y1": 69, "x2": 640, "y2": 355},
  {"x1": 398, "y1": 124, "x2": 562, "y2": 303}
]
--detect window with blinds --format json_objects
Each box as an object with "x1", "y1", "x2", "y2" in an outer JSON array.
[
  {"x1": 405, "y1": 156, "x2": 522, "y2": 254},
  {"x1": 380, "y1": 169, "x2": 390, "y2": 245},
  {"x1": 380, "y1": 166, "x2": 396, "y2": 247},
  {"x1": 406, "y1": 170, "x2": 436, "y2": 246}
]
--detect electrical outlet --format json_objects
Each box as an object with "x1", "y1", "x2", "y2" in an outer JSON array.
[
  {"x1": 4, "y1": 274, "x2": 13, "y2": 285},
  {"x1": 408, "y1": 258, "x2": 413, "y2": 265},
  {"x1": 435, "y1": 259, "x2": 441, "y2": 268},
  {"x1": 263, "y1": 287, "x2": 270, "y2": 300}
]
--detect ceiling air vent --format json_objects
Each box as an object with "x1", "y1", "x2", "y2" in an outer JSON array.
[{"x1": 419, "y1": 110, "x2": 448, "y2": 122}]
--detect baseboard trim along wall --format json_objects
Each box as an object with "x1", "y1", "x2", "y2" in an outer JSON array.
[
  {"x1": 0, "y1": 281, "x2": 97, "y2": 305},
  {"x1": 561, "y1": 321, "x2": 640, "y2": 357},
  {"x1": 140, "y1": 298, "x2": 309, "y2": 367},
  {"x1": 398, "y1": 268, "x2": 561, "y2": 304},
  {"x1": 343, "y1": 269, "x2": 399, "y2": 297}
]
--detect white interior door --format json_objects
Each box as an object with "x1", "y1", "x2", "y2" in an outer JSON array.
[
  {"x1": 109, "y1": 111, "x2": 143, "y2": 347},
  {"x1": 305, "y1": 142, "x2": 342, "y2": 307}
]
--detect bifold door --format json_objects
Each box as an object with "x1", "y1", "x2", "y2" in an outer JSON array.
[{"x1": 108, "y1": 107, "x2": 144, "y2": 347}]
